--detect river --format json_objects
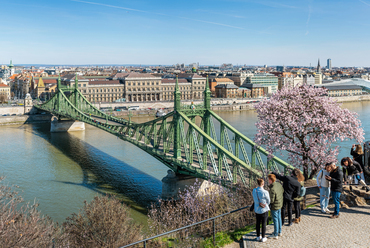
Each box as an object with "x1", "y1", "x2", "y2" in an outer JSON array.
[{"x1": 0, "y1": 101, "x2": 369, "y2": 224}]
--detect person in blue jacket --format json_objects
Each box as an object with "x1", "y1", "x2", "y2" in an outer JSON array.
[{"x1": 252, "y1": 178, "x2": 270, "y2": 243}]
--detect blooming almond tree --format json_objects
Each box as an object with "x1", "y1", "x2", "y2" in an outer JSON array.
[{"x1": 254, "y1": 84, "x2": 364, "y2": 180}]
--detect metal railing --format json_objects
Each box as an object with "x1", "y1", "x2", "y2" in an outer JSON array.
[
  {"x1": 120, "y1": 205, "x2": 251, "y2": 248},
  {"x1": 303, "y1": 185, "x2": 320, "y2": 209}
]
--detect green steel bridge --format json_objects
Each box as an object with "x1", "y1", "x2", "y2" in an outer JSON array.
[{"x1": 35, "y1": 75, "x2": 295, "y2": 187}]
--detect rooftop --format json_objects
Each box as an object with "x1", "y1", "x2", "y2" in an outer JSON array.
[
  {"x1": 162, "y1": 78, "x2": 189, "y2": 84},
  {"x1": 319, "y1": 85, "x2": 363, "y2": 90},
  {"x1": 89, "y1": 80, "x2": 121, "y2": 85},
  {"x1": 215, "y1": 84, "x2": 239, "y2": 89}
]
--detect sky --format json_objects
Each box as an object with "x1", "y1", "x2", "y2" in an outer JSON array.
[{"x1": 1, "y1": 0, "x2": 370, "y2": 66}]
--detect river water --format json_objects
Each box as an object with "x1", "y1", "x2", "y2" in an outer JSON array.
[{"x1": 0, "y1": 101, "x2": 369, "y2": 224}]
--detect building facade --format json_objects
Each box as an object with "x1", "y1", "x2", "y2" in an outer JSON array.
[
  {"x1": 321, "y1": 85, "x2": 362, "y2": 97},
  {"x1": 162, "y1": 78, "x2": 192, "y2": 101},
  {"x1": 61, "y1": 74, "x2": 125, "y2": 103},
  {"x1": 115, "y1": 72, "x2": 162, "y2": 102},
  {"x1": 215, "y1": 84, "x2": 239, "y2": 98},
  {"x1": 327, "y1": 59, "x2": 332, "y2": 70},
  {"x1": 0, "y1": 83, "x2": 10, "y2": 102},
  {"x1": 243, "y1": 73, "x2": 278, "y2": 94},
  {"x1": 242, "y1": 83, "x2": 265, "y2": 98}
]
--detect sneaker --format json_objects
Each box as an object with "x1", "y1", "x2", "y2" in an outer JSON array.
[
  {"x1": 288, "y1": 222, "x2": 293, "y2": 226},
  {"x1": 278, "y1": 233, "x2": 282, "y2": 237},
  {"x1": 256, "y1": 236, "x2": 262, "y2": 241},
  {"x1": 269, "y1": 235, "x2": 279, "y2": 239},
  {"x1": 261, "y1": 237, "x2": 267, "y2": 243},
  {"x1": 325, "y1": 208, "x2": 333, "y2": 214},
  {"x1": 330, "y1": 215, "x2": 339, "y2": 219},
  {"x1": 321, "y1": 209, "x2": 327, "y2": 214}
]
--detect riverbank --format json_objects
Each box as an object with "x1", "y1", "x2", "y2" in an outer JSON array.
[
  {"x1": 0, "y1": 114, "x2": 52, "y2": 125},
  {"x1": 0, "y1": 94, "x2": 369, "y2": 125}
]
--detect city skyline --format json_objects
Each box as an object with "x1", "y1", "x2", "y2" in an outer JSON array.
[{"x1": 2, "y1": 0, "x2": 370, "y2": 66}]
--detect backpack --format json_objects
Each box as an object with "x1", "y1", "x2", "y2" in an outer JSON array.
[{"x1": 299, "y1": 185, "x2": 306, "y2": 197}]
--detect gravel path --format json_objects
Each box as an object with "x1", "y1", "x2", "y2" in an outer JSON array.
[{"x1": 243, "y1": 205, "x2": 370, "y2": 248}]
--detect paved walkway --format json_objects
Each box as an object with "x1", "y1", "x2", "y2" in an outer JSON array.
[{"x1": 243, "y1": 205, "x2": 370, "y2": 248}]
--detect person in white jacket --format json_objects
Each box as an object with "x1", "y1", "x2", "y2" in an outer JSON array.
[{"x1": 316, "y1": 164, "x2": 331, "y2": 213}]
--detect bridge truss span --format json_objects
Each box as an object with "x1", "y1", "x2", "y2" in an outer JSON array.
[{"x1": 35, "y1": 74, "x2": 295, "y2": 187}]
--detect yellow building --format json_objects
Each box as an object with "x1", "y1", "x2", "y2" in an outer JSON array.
[{"x1": 0, "y1": 83, "x2": 11, "y2": 102}]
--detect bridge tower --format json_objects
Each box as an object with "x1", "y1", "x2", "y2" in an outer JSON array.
[
  {"x1": 173, "y1": 76, "x2": 182, "y2": 159},
  {"x1": 57, "y1": 74, "x2": 61, "y2": 112},
  {"x1": 74, "y1": 73, "x2": 79, "y2": 109},
  {"x1": 202, "y1": 76, "x2": 211, "y2": 169}
]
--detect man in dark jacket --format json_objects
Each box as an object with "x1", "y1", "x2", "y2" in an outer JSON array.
[
  {"x1": 268, "y1": 174, "x2": 284, "y2": 238},
  {"x1": 272, "y1": 171, "x2": 301, "y2": 226},
  {"x1": 325, "y1": 162, "x2": 343, "y2": 218}
]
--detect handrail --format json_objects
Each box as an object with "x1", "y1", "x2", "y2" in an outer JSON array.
[{"x1": 120, "y1": 205, "x2": 251, "y2": 248}]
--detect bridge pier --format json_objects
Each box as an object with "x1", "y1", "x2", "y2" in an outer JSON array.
[
  {"x1": 50, "y1": 116, "x2": 85, "y2": 133},
  {"x1": 161, "y1": 170, "x2": 221, "y2": 200}
]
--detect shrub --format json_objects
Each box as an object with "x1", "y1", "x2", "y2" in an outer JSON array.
[
  {"x1": 61, "y1": 195, "x2": 143, "y2": 248},
  {"x1": 147, "y1": 180, "x2": 254, "y2": 246},
  {"x1": 0, "y1": 177, "x2": 60, "y2": 247}
]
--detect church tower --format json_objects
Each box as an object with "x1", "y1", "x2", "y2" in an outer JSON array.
[
  {"x1": 8, "y1": 60, "x2": 14, "y2": 76},
  {"x1": 315, "y1": 58, "x2": 322, "y2": 85}
]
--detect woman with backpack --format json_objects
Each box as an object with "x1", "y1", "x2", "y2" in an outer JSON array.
[
  {"x1": 293, "y1": 169, "x2": 305, "y2": 224},
  {"x1": 316, "y1": 163, "x2": 331, "y2": 214}
]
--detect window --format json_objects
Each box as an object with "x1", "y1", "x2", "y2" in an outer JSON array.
[{"x1": 83, "y1": 84, "x2": 86, "y2": 87}]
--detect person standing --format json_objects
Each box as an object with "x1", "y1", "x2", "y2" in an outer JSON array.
[
  {"x1": 316, "y1": 164, "x2": 331, "y2": 213},
  {"x1": 341, "y1": 157, "x2": 369, "y2": 192},
  {"x1": 325, "y1": 162, "x2": 343, "y2": 218},
  {"x1": 252, "y1": 178, "x2": 270, "y2": 243},
  {"x1": 268, "y1": 174, "x2": 284, "y2": 239},
  {"x1": 272, "y1": 170, "x2": 301, "y2": 226},
  {"x1": 351, "y1": 144, "x2": 365, "y2": 182},
  {"x1": 293, "y1": 169, "x2": 305, "y2": 224}
]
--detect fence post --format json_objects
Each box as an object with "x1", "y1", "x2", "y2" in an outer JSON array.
[
  {"x1": 213, "y1": 218, "x2": 216, "y2": 246},
  {"x1": 143, "y1": 240, "x2": 146, "y2": 248}
]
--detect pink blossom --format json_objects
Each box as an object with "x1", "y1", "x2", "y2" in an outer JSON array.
[{"x1": 254, "y1": 84, "x2": 364, "y2": 179}]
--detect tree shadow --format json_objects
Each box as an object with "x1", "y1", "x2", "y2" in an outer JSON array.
[{"x1": 28, "y1": 122, "x2": 163, "y2": 214}]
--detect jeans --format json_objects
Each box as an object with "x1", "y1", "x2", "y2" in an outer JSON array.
[
  {"x1": 294, "y1": 201, "x2": 301, "y2": 219},
  {"x1": 271, "y1": 209, "x2": 282, "y2": 236},
  {"x1": 332, "y1": 191, "x2": 341, "y2": 216},
  {"x1": 319, "y1": 187, "x2": 330, "y2": 211},
  {"x1": 256, "y1": 211, "x2": 268, "y2": 238},
  {"x1": 350, "y1": 174, "x2": 364, "y2": 184},
  {"x1": 281, "y1": 198, "x2": 293, "y2": 224}
]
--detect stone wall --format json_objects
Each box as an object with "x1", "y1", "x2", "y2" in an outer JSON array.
[
  {"x1": 0, "y1": 106, "x2": 25, "y2": 115},
  {"x1": 0, "y1": 114, "x2": 52, "y2": 125}
]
